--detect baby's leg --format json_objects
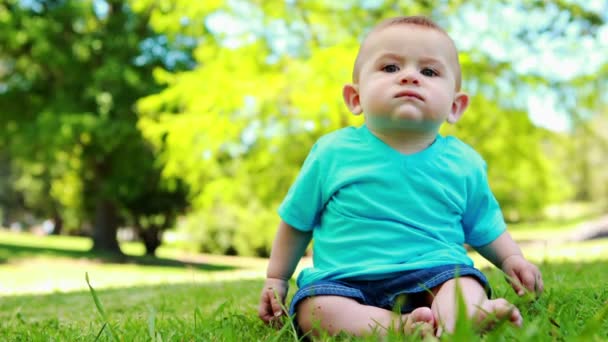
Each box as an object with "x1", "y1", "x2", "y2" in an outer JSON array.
[
  {"x1": 430, "y1": 276, "x2": 522, "y2": 335},
  {"x1": 296, "y1": 295, "x2": 434, "y2": 337}
]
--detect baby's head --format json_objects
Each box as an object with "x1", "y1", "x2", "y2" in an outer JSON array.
[
  {"x1": 343, "y1": 16, "x2": 468, "y2": 131},
  {"x1": 353, "y1": 16, "x2": 462, "y2": 90}
]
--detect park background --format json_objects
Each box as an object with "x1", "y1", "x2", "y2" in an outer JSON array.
[{"x1": 0, "y1": 0, "x2": 607, "y2": 340}]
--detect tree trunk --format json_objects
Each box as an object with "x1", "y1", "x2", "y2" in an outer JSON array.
[
  {"x1": 139, "y1": 225, "x2": 162, "y2": 256},
  {"x1": 0, "y1": 152, "x2": 11, "y2": 228},
  {"x1": 0, "y1": 199, "x2": 8, "y2": 228},
  {"x1": 91, "y1": 199, "x2": 123, "y2": 255},
  {"x1": 51, "y1": 211, "x2": 63, "y2": 235}
]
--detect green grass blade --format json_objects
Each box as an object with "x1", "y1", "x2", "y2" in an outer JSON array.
[
  {"x1": 578, "y1": 301, "x2": 608, "y2": 339},
  {"x1": 275, "y1": 288, "x2": 300, "y2": 342},
  {"x1": 94, "y1": 323, "x2": 108, "y2": 342},
  {"x1": 148, "y1": 306, "x2": 156, "y2": 340},
  {"x1": 85, "y1": 272, "x2": 119, "y2": 342},
  {"x1": 85, "y1": 272, "x2": 107, "y2": 318},
  {"x1": 15, "y1": 311, "x2": 26, "y2": 325},
  {"x1": 194, "y1": 307, "x2": 202, "y2": 333}
]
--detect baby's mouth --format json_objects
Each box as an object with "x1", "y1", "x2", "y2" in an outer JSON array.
[{"x1": 394, "y1": 90, "x2": 424, "y2": 101}]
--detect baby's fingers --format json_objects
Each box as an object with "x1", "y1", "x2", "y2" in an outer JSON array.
[
  {"x1": 534, "y1": 272, "x2": 544, "y2": 294},
  {"x1": 505, "y1": 270, "x2": 525, "y2": 296},
  {"x1": 528, "y1": 269, "x2": 543, "y2": 295},
  {"x1": 519, "y1": 269, "x2": 538, "y2": 292},
  {"x1": 258, "y1": 292, "x2": 276, "y2": 323},
  {"x1": 270, "y1": 292, "x2": 285, "y2": 318}
]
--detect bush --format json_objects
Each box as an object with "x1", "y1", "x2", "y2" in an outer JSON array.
[{"x1": 177, "y1": 201, "x2": 279, "y2": 257}]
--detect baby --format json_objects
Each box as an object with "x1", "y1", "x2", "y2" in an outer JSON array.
[{"x1": 258, "y1": 15, "x2": 543, "y2": 337}]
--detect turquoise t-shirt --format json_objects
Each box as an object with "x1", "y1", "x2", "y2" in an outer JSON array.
[{"x1": 278, "y1": 125, "x2": 506, "y2": 288}]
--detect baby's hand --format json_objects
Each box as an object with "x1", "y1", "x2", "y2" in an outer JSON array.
[
  {"x1": 502, "y1": 255, "x2": 544, "y2": 296},
  {"x1": 258, "y1": 278, "x2": 289, "y2": 327}
]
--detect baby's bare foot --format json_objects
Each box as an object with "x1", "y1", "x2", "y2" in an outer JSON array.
[
  {"x1": 403, "y1": 307, "x2": 435, "y2": 336},
  {"x1": 475, "y1": 298, "x2": 522, "y2": 331}
]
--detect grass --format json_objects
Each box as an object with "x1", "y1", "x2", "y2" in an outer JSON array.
[
  {"x1": 1, "y1": 229, "x2": 608, "y2": 341},
  {"x1": 0, "y1": 231, "x2": 266, "y2": 295}
]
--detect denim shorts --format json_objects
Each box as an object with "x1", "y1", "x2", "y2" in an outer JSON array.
[{"x1": 288, "y1": 264, "x2": 490, "y2": 317}]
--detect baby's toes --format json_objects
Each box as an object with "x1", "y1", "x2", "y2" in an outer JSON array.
[{"x1": 403, "y1": 307, "x2": 435, "y2": 336}]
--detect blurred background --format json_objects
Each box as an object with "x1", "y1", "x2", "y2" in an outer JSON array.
[{"x1": 1, "y1": 0, "x2": 607, "y2": 260}]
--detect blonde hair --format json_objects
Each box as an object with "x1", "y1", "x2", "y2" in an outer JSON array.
[{"x1": 352, "y1": 16, "x2": 462, "y2": 90}]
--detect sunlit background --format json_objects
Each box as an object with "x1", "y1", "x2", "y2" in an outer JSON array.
[{"x1": 0, "y1": 0, "x2": 607, "y2": 295}]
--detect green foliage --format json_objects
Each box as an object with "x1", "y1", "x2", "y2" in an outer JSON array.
[
  {"x1": 1, "y1": 0, "x2": 606, "y2": 256},
  {"x1": 566, "y1": 88, "x2": 608, "y2": 203},
  {"x1": 441, "y1": 95, "x2": 574, "y2": 221},
  {"x1": 176, "y1": 200, "x2": 277, "y2": 256},
  {"x1": 0, "y1": 0, "x2": 188, "y2": 252},
  {"x1": 137, "y1": 0, "x2": 605, "y2": 254}
]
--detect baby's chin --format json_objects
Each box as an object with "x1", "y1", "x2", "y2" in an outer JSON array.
[{"x1": 365, "y1": 115, "x2": 440, "y2": 132}]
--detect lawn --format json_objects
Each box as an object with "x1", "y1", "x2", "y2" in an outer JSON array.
[{"x1": 0, "y1": 229, "x2": 607, "y2": 341}]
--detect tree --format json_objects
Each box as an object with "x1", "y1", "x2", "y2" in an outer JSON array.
[
  {"x1": 137, "y1": 0, "x2": 607, "y2": 255},
  {"x1": 120, "y1": 145, "x2": 189, "y2": 256},
  {"x1": 566, "y1": 62, "x2": 608, "y2": 204},
  {"x1": 0, "y1": 0, "x2": 188, "y2": 255}
]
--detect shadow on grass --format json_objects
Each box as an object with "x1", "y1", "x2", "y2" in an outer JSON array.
[{"x1": 0, "y1": 242, "x2": 237, "y2": 272}]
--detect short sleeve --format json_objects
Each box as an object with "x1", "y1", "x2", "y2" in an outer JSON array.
[
  {"x1": 277, "y1": 143, "x2": 325, "y2": 231},
  {"x1": 462, "y1": 160, "x2": 506, "y2": 247}
]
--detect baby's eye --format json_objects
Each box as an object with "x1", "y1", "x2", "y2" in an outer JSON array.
[
  {"x1": 382, "y1": 64, "x2": 400, "y2": 73},
  {"x1": 421, "y1": 68, "x2": 438, "y2": 77}
]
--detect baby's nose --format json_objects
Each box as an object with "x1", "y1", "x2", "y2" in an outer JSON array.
[{"x1": 399, "y1": 72, "x2": 420, "y2": 85}]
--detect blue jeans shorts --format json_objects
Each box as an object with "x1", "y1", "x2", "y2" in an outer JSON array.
[{"x1": 288, "y1": 264, "x2": 491, "y2": 317}]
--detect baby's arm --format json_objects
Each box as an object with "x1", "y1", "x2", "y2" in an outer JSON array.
[
  {"x1": 258, "y1": 220, "x2": 312, "y2": 325},
  {"x1": 475, "y1": 231, "x2": 544, "y2": 296}
]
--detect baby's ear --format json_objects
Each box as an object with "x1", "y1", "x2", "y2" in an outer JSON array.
[
  {"x1": 343, "y1": 84, "x2": 363, "y2": 115},
  {"x1": 447, "y1": 92, "x2": 469, "y2": 124}
]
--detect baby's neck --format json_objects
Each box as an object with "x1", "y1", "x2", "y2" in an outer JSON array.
[{"x1": 368, "y1": 128, "x2": 438, "y2": 155}]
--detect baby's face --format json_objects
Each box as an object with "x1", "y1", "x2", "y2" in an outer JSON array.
[{"x1": 355, "y1": 25, "x2": 462, "y2": 131}]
